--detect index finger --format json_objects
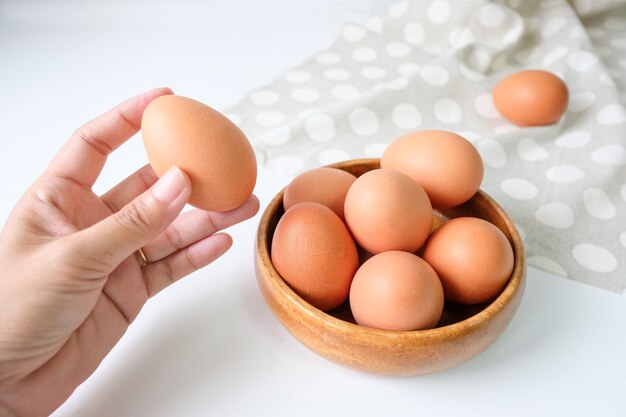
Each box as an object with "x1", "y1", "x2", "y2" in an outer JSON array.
[{"x1": 46, "y1": 87, "x2": 173, "y2": 187}]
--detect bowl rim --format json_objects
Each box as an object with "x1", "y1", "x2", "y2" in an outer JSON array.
[{"x1": 256, "y1": 158, "x2": 525, "y2": 343}]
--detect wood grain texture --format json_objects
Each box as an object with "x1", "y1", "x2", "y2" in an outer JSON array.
[{"x1": 255, "y1": 159, "x2": 526, "y2": 376}]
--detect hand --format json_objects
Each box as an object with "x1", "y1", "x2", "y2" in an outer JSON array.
[{"x1": 0, "y1": 88, "x2": 259, "y2": 416}]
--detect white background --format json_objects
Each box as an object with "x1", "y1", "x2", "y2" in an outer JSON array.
[{"x1": 1, "y1": 1, "x2": 626, "y2": 416}]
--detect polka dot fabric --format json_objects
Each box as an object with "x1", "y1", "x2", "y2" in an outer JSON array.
[{"x1": 226, "y1": 0, "x2": 626, "y2": 294}]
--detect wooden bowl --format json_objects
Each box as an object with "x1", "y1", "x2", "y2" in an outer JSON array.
[{"x1": 255, "y1": 159, "x2": 526, "y2": 376}]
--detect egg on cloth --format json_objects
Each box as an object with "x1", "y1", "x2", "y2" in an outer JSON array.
[
  {"x1": 141, "y1": 95, "x2": 257, "y2": 212},
  {"x1": 270, "y1": 202, "x2": 359, "y2": 311},
  {"x1": 492, "y1": 69, "x2": 569, "y2": 126}
]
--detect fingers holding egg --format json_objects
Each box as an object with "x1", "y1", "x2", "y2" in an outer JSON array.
[{"x1": 141, "y1": 95, "x2": 257, "y2": 212}]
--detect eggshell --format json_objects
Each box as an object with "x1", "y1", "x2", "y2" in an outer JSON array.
[
  {"x1": 343, "y1": 169, "x2": 432, "y2": 254},
  {"x1": 349, "y1": 251, "x2": 444, "y2": 331},
  {"x1": 283, "y1": 167, "x2": 357, "y2": 220},
  {"x1": 492, "y1": 69, "x2": 569, "y2": 126},
  {"x1": 141, "y1": 95, "x2": 257, "y2": 212},
  {"x1": 381, "y1": 130, "x2": 483, "y2": 208},
  {"x1": 422, "y1": 217, "x2": 514, "y2": 305},
  {"x1": 271, "y1": 202, "x2": 359, "y2": 311}
]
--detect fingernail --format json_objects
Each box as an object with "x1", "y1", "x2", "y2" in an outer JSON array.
[{"x1": 152, "y1": 166, "x2": 186, "y2": 203}]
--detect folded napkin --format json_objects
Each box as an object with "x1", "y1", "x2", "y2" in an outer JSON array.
[{"x1": 226, "y1": 0, "x2": 626, "y2": 294}]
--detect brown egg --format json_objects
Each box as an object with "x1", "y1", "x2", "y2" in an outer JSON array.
[
  {"x1": 381, "y1": 130, "x2": 483, "y2": 208},
  {"x1": 422, "y1": 217, "x2": 514, "y2": 305},
  {"x1": 271, "y1": 202, "x2": 359, "y2": 311},
  {"x1": 142, "y1": 95, "x2": 257, "y2": 212},
  {"x1": 344, "y1": 169, "x2": 432, "y2": 254},
  {"x1": 492, "y1": 69, "x2": 569, "y2": 126},
  {"x1": 283, "y1": 167, "x2": 357, "y2": 220},
  {"x1": 349, "y1": 251, "x2": 444, "y2": 331}
]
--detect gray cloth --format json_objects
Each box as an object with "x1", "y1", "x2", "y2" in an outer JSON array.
[{"x1": 226, "y1": 0, "x2": 626, "y2": 294}]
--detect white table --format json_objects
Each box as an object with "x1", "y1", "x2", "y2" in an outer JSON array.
[{"x1": 1, "y1": 1, "x2": 625, "y2": 416}]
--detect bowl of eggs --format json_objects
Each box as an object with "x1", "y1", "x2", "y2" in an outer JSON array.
[{"x1": 255, "y1": 130, "x2": 526, "y2": 376}]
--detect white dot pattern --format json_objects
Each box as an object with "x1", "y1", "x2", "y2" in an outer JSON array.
[
  {"x1": 478, "y1": 139, "x2": 507, "y2": 168},
  {"x1": 420, "y1": 65, "x2": 449, "y2": 86},
  {"x1": 541, "y1": 17, "x2": 567, "y2": 37},
  {"x1": 258, "y1": 125, "x2": 290, "y2": 146},
  {"x1": 474, "y1": 93, "x2": 500, "y2": 119},
  {"x1": 317, "y1": 149, "x2": 351, "y2": 165},
  {"x1": 227, "y1": 0, "x2": 626, "y2": 294},
  {"x1": 555, "y1": 131, "x2": 591, "y2": 148},
  {"x1": 352, "y1": 47, "x2": 378, "y2": 62},
  {"x1": 386, "y1": 42, "x2": 411, "y2": 57},
  {"x1": 542, "y1": 46, "x2": 569, "y2": 67},
  {"x1": 478, "y1": 4, "x2": 507, "y2": 29},
  {"x1": 427, "y1": 0, "x2": 451, "y2": 25},
  {"x1": 324, "y1": 68, "x2": 351, "y2": 81},
  {"x1": 573, "y1": 244, "x2": 618, "y2": 273},
  {"x1": 449, "y1": 28, "x2": 474, "y2": 49},
  {"x1": 583, "y1": 188, "x2": 616, "y2": 219},
  {"x1": 361, "y1": 66, "x2": 387, "y2": 79},
  {"x1": 528, "y1": 255, "x2": 568, "y2": 277},
  {"x1": 501, "y1": 178, "x2": 538, "y2": 200},
  {"x1": 392, "y1": 103, "x2": 422, "y2": 129},
  {"x1": 597, "y1": 104, "x2": 626, "y2": 125},
  {"x1": 364, "y1": 142, "x2": 388, "y2": 157},
  {"x1": 292, "y1": 87, "x2": 320, "y2": 103},
  {"x1": 349, "y1": 107, "x2": 379, "y2": 136},
  {"x1": 591, "y1": 144, "x2": 626, "y2": 166},
  {"x1": 535, "y1": 203, "x2": 575, "y2": 229},
  {"x1": 404, "y1": 22, "x2": 426, "y2": 45},
  {"x1": 331, "y1": 85, "x2": 361, "y2": 101},
  {"x1": 434, "y1": 98, "x2": 463, "y2": 123},
  {"x1": 569, "y1": 91, "x2": 596, "y2": 112},
  {"x1": 304, "y1": 114, "x2": 336, "y2": 142},
  {"x1": 567, "y1": 50, "x2": 599, "y2": 72},
  {"x1": 517, "y1": 138, "x2": 549, "y2": 161}
]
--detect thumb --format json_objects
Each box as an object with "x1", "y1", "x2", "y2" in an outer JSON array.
[{"x1": 72, "y1": 166, "x2": 191, "y2": 272}]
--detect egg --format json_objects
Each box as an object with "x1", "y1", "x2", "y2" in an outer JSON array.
[
  {"x1": 271, "y1": 202, "x2": 359, "y2": 311},
  {"x1": 422, "y1": 217, "x2": 514, "y2": 305},
  {"x1": 141, "y1": 95, "x2": 257, "y2": 212},
  {"x1": 349, "y1": 251, "x2": 444, "y2": 331},
  {"x1": 492, "y1": 69, "x2": 569, "y2": 126},
  {"x1": 283, "y1": 167, "x2": 357, "y2": 220},
  {"x1": 381, "y1": 130, "x2": 483, "y2": 209},
  {"x1": 344, "y1": 169, "x2": 432, "y2": 254}
]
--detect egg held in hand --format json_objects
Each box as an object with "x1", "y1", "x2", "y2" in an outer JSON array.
[
  {"x1": 423, "y1": 217, "x2": 514, "y2": 305},
  {"x1": 349, "y1": 251, "x2": 444, "y2": 331},
  {"x1": 492, "y1": 69, "x2": 569, "y2": 126},
  {"x1": 141, "y1": 95, "x2": 257, "y2": 212},
  {"x1": 344, "y1": 169, "x2": 432, "y2": 254},
  {"x1": 271, "y1": 202, "x2": 359, "y2": 311}
]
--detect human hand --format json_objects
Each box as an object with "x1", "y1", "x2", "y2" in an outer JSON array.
[{"x1": 0, "y1": 88, "x2": 259, "y2": 416}]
